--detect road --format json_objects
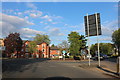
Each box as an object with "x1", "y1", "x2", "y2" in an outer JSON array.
[{"x1": 2, "y1": 58, "x2": 118, "y2": 79}]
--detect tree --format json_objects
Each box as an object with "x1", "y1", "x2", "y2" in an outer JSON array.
[
  {"x1": 51, "y1": 44, "x2": 55, "y2": 47},
  {"x1": 28, "y1": 41, "x2": 37, "y2": 54},
  {"x1": 112, "y1": 28, "x2": 120, "y2": 56},
  {"x1": 90, "y1": 44, "x2": 97, "y2": 56},
  {"x1": 57, "y1": 40, "x2": 70, "y2": 53},
  {"x1": 67, "y1": 32, "x2": 87, "y2": 56},
  {"x1": 90, "y1": 43, "x2": 114, "y2": 56},
  {"x1": 4, "y1": 33, "x2": 23, "y2": 57},
  {"x1": 34, "y1": 34, "x2": 51, "y2": 44}
]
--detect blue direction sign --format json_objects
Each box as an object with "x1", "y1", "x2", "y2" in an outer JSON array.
[{"x1": 62, "y1": 50, "x2": 66, "y2": 56}]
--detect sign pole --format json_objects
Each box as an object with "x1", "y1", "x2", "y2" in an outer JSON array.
[
  {"x1": 117, "y1": 57, "x2": 120, "y2": 76},
  {"x1": 95, "y1": 13, "x2": 100, "y2": 67},
  {"x1": 87, "y1": 13, "x2": 90, "y2": 66},
  {"x1": 62, "y1": 50, "x2": 66, "y2": 60}
]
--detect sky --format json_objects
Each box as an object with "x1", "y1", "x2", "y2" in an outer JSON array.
[{"x1": 1, "y1": 2, "x2": 118, "y2": 46}]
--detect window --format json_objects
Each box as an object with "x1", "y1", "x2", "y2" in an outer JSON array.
[
  {"x1": 42, "y1": 44, "x2": 45, "y2": 48},
  {"x1": 26, "y1": 49, "x2": 28, "y2": 52},
  {"x1": 26, "y1": 43, "x2": 28, "y2": 47},
  {"x1": 21, "y1": 49, "x2": 23, "y2": 51},
  {"x1": 42, "y1": 49, "x2": 45, "y2": 52}
]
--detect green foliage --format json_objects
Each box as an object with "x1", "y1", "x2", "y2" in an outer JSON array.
[
  {"x1": 28, "y1": 41, "x2": 37, "y2": 53},
  {"x1": 51, "y1": 44, "x2": 55, "y2": 47},
  {"x1": 67, "y1": 32, "x2": 87, "y2": 56},
  {"x1": 90, "y1": 44, "x2": 97, "y2": 56},
  {"x1": 34, "y1": 34, "x2": 51, "y2": 44},
  {"x1": 112, "y1": 28, "x2": 120, "y2": 55},
  {"x1": 90, "y1": 43, "x2": 114, "y2": 56}
]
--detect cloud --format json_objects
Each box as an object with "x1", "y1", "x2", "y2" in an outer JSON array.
[
  {"x1": 42, "y1": 15, "x2": 49, "y2": 19},
  {"x1": 26, "y1": 3, "x2": 37, "y2": 10},
  {"x1": 23, "y1": 10, "x2": 43, "y2": 18},
  {"x1": 20, "y1": 28, "x2": 43, "y2": 35},
  {"x1": 52, "y1": 22, "x2": 58, "y2": 24},
  {"x1": 1, "y1": 13, "x2": 44, "y2": 39},
  {"x1": 66, "y1": 23, "x2": 84, "y2": 29},
  {"x1": 1, "y1": 13, "x2": 34, "y2": 27},
  {"x1": 30, "y1": 13, "x2": 38, "y2": 18},
  {"x1": 44, "y1": 26, "x2": 51, "y2": 29},
  {"x1": 19, "y1": 28, "x2": 44, "y2": 39},
  {"x1": 40, "y1": 21, "x2": 44, "y2": 24},
  {"x1": 48, "y1": 28, "x2": 65, "y2": 36},
  {"x1": 99, "y1": 37, "x2": 112, "y2": 41},
  {"x1": 17, "y1": 12, "x2": 22, "y2": 15},
  {"x1": 30, "y1": 12, "x2": 42, "y2": 18},
  {"x1": 48, "y1": 18, "x2": 52, "y2": 22},
  {"x1": 58, "y1": 33, "x2": 65, "y2": 36},
  {"x1": 41, "y1": 15, "x2": 62, "y2": 23},
  {"x1": 2, "y1": 9, "x2": 14, "y2": 14},
  {"x1": 24, "y1": 16, "x2": 29, "y2": 20},
  {"x1": 64, "y1": 24, "x2": 68, "y2": 26},
  {"x1": 101, "y1": 20, "x2": 118, "y2": 36},
  {"x1": 41, "y1": 15, "x2": 53, "y2": 22}
]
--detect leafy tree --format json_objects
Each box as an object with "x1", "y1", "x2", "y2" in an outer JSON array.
[
  {"x1": 34, "y1": 34, "x2": 51, "y2": 44},
  {"x1": 90, "y1": 44, "x2": 97, "y2": 56},
  {"x1": 90, "y1": 43, "x2": 114, "y2": 56},
  {"x1": 4, "y1": 33, "x2": 23, "y2": 57},
  {"x1": 67, "y1": 32, "x2": 87, "y2": 56},
  {"x1": 51, "y1": 44, "x2": 55, "y2": 47},
  {"x1": 28, "y1": 41, "x2": 37, "y2": 54},
  {"x1": 112, "y1": 28, "x2": 120, "y2": 56}
]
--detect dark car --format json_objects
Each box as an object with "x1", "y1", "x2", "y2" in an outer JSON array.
[{"x1": 94, "y1": 53, "x2": 108, "y2": 60}]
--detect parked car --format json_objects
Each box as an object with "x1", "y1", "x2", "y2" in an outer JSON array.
[{"x1": 94, "y1": 53, "x2": 108, "y2": 60}]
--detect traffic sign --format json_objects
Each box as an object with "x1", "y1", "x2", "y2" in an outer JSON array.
[
  {"x1": 67, "y1": 53, "x2": 70, "y2": 56},
  {"x1": 84, "y1": 13, "x2": 102, "y2": 37},
  {"x1": 62, "y1": 50, "x2": 66, "y2": 54},
  {"x1": 62, "y1": 50, "x2": 66, "y2": 56},
  {"x1": 84, "y1": 13, "x2": 101, "y2": 66}
]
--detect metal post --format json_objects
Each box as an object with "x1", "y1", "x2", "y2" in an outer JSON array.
[
  {"x1": 64, "y1": 55, "x2": 65, "y2": 60},
  {"x1": 95, "y1": 13, "x2": 100, "y2": 67},
  {"x1": 117, "y1": 57, "x2": 120, "y2": 76},
  {"x1": 87, "y1": 13, "x2": 90, "y2": 66}
]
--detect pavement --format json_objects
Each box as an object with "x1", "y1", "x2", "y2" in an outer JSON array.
[{"x1": 1, "y1": 58, "x2": 120, "y2": 79}]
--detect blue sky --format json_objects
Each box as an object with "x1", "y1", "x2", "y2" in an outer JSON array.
[{"x1": 1, "y1": 2, "x2": 118, "y2": 45}]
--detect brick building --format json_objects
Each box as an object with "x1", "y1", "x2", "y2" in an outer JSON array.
[
  {"x1": 22, "y1": 41, "x2": 50, "y2": 58},
  {"x1": 50, "y1": 46, "x2": 60, "y2": 58},
  {"x1": 37, "y1": 42, "x2": 49, "y2": 58},
  {"x1": 2, "y1": 39, "x2": 60, "y2": 58}
]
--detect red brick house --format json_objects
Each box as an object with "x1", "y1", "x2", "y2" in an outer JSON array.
[
  {"x1": 22, "y1": 41, "x2": 50, "y2": 58},
  {"x1": 50, "y1": 46, "x2": 60, "y2": 58},
  {"x1": 21, "y1": 40, "x2": 31, "y2": 58},
  {"x1": 2, "y1": 39, "x2": 60, "y2": 58},
  {"x1": 37, "y1": 42, "x2": 50, "y2": 58}
]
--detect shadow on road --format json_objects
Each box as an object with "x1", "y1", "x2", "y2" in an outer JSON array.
[
  {"x1": 2, "y1": 58, "x2": 51, "y2": 72},
  {"x1": 44, "y1": 77, "x2": 71, "y2": 80},
  {"x1": 105, "y1": 57, "x2": 117, "y2": 63},
  {"x1": 97, "y1": 66, "x2": 119, "y2": 78}
]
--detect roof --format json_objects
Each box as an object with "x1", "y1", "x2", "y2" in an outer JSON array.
[
  {"x1": 50, "y1": 46, "x2": 59, "y2": 50},
  {"x1": 22, "y1": 40, "x2": 31, "y2": 43},
  {"x1": 37, "y1": 41, "x2": 48, "y2": 45}
]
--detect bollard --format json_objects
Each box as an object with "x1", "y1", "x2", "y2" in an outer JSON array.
[{"x1": 117, "y1": 57, "x2": 120, "y2": 76}]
